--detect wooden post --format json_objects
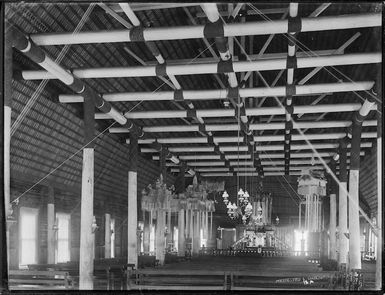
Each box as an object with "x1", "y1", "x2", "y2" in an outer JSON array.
[
  {"x1": 348, "y1": 96, "x2": 375, "y2": 271},
  {"x1": 104, "y1": 213, "x2": 111, "y2": 258},
  {"x1": 338, "y1": 139, "x2": 348, "y2": 266},
  {"x1": 375, "y1": 99, "x2": 382, "y2": 289},
  {"x1": 178, "y1": 209, "x2": 185, "y2": 256},
  {"x1": 79, "y1": 96, "x2": 95, "y2": 290},
  {"x1": 176, "y1": 162, "x2": 186, "y2": 194},
  {"x1": 4, "y1": 26, "x2": 12, "y2": 272},
  {"x1": 190, "y1": 209, "x2": 194, "y2": 242},
  {"x1": 329, "y1": 160, "x2": 337, "y2": 260},
  {"x1": 155, "y1": 210, "x2": 166, "y2": 265},
  {"x1": 193, "y1": 211, "x2": 201, "y2": 255},
  {"x1": 143, "y1": 211, "x2": 150, "y2": 253},
  {"x1": 127, "y1": 130, "x2": 139, "y2": 268},
  {"x1": 160, "y1": 148, "x2": 167, "y2": 179},
  {"x1": 155, "y1": 147, "x2": 167, "y2": 264},
  {"x1": 47, "y1": 186, "x2": 55, "y2": 264},
  {"x1": 1, "y1": 17, "x2": 9, "y2": 291},
  {"x1": 166, "y1": 210, "x2": 172, "y2": 250}
]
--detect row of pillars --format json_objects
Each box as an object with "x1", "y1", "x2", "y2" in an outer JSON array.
[{"x1": 327, "y1": 101, "x2": 382, "y2": 292}]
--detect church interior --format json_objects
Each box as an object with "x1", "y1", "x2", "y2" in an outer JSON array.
[{"x1": 0, "y1": 2, "x2": 383, "y2": 292}]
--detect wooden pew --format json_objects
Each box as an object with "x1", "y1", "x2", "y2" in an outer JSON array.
[
  {"x1": 28, "y1": 259, "x2": 133, "y2": 290},
  {"x1": 138, "y1": 255, "x2": 157, "y2": 268},
  {"x1": 9, "y1": 270, "x2": 74, "y2": 290},
  {"x1": 127, "y1": 269, "x2": 229, "y2": 290},
  {"x1": 230, "y1": 270, "x2": 336, "y2": 290}
]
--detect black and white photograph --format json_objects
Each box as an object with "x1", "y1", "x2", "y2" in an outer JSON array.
[{"x1": 0, "y1": 1, "x2": 383, "y2": 292}]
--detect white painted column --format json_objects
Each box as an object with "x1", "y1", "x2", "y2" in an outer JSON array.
[
  {"x1": 178, "y1": 209, "x2": 185, "y2": 256},
  {"x1": 104, "y1": 213, "x2": 111, "y2": 258},
  {"x1": 375, "y1": 105, "x2": 382, "y2": 289},
  {"x1": 4, "y1": 32, "x2": 13, "y2": 269},
  {"x1": 79, "y1": 148, "x2": 94, "y2": 289},
  {"x1": 329, "y1": 194, "x2": 337, "y2": 260},
  {"x1": 47, "y1": 186, "x2": 55, "y2": 264},
  {"x1": 127, "y1": 128, "x2": 138, "y2": 268},
  {"x1": 192, "y1": 211, "x2": 200, "y2": 255},
  {"x1": 143, "y1": 211, "x2": 150, "y2": 253},
  {"x1": 348, "y1": 170, "x2": 361, "y2": 270},
  {"x1": 155, "y1": 209, "x2": 166, "y2": 265},
  {"x1": 79, "y1": 95, "x2": 95, "y2": 290}
]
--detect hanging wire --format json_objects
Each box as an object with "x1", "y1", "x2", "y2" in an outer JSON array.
[
  {"x1": 247, "y1": 3, "x2": 381, "y2": 112},
  {"x1": 10, "y1": 4, "x2": 96, "y2": 137},
  {"x1": 11, "y1": 38, "x2": 217, "y2": 205},
  {"x1": 231, "y1": 4, "x2": 378, "y2": 230}
]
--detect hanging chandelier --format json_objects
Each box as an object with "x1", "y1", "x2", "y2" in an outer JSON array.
[{"x1": 222, "y1": 189, "x2": 253, "y2": 224}]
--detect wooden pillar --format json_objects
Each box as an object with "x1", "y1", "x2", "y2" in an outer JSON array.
[
  {"x1": 192, "y1": 211, "x2": 200, "y2": 255},
  {"x1": 4, "y1": 25, "x2": 12, "y2": 273},
  {"x1": 376, "y1": 100, "x2": 382, "y2": 289},
  {"x1": 127, "y1": 130, "x2": 139, "y2": 268},
  {"x1": 143, "y1": 211, "x2": 150, "y2": 253},
  {"x1": 79, "y1": 96, "x2": 95, "y2": 290},
  {"x1": 155, "y1": 209, "x2": 166, "y2": 265},
  {"x1": 1, "y1": 20, "x2": 9, "y2": 290},
  {"x1": 178, "y1": 209, "x2": 185, "y2": 256},
  {"x1": 175, "y1": 162, "x2": 186, "y2": 194},
  {"x1": 328, "y1": 159, "x2": 338, "y2": 261},
  {"x1": 299, "y1": 202, "x2": 302, "y2": 229},
  {"x1": 338, "y1": 139, "x2": 348, "y2": 266},
  {"x1": 160, "y1": 148, "x2": 167, "y2": 179},
  {"x1": 155, "y1": 147, "x2": 167, "y2": 264},
  {"x1": 329, "y1": 193, "x2": 337, "y2": 260},
  {"x1": 104, "y1": 213, "x2": 111, "y2": 258},
  {"x1": 166, "y1": 210, "x2": 172, "y2": 250},
  {"x1": 349, "y1": 119, "x2": 364, "y2": 271},
  {"x1": 47, "y1": 186, "x2": 55, "y2": 264}
]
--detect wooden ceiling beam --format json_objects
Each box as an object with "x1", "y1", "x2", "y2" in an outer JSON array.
[
  {"x1": 140, "y1": 142, "x2": 372, "y2": 153},
  {"x1": 125, "y1": 132, "x2": 376, "y2": 145},
  {"x1": 109, "y1": 119, "x2": 377, "y2": 134},
  {"x1": 26, "y1": 52, "x2": 380, "y2": 81},
  {"x1": 95, "y1": 103, "x2": 375, "y2": 120},
  {"x1": 60, "y1": 81, "x2": 374, "y2": 103},
  {"x1": 155, "y1": 151, "x2": 365, "y2": 161},
  {"x1": 29, "y1": 13, "x2": 381, "y2": 46}
]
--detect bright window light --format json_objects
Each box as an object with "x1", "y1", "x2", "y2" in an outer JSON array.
[
  {"x1": 294, "y1": 229, "x2": 308, "y2": 253},
  {"x1": 200, "y1": 228, "x2": 207, "y2": 247},
  {"x1": 111, "y1": 218, "x2": 115, "y2": 258},
  {"x1": 56, "y1": 213, "x2": 70, "y2": 263},
  {"x1": 19, "y1": 207, "x2": 38, "y2": 267},
  {"x1": 149, "y1": 225, "x2": 155, "y2": 252},
  {"x1": 173, "y1": 226, "x2": 178, "y2": 251}
]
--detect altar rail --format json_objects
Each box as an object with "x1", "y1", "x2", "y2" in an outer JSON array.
[{"x1": 199, "y1": 248, "x2": 320, "y2": 258}]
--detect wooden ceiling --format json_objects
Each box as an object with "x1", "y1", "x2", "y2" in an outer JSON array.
[{"x1": 5, "y1": 2, "x2": 381, "y2": 220}]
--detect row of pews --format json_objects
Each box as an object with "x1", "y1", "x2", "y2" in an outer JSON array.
[
  {"x1": 127, "y1": 256, "x2": 338, "y2": 290},
  {"x1": 8, "y1": 253, "x2": 189, "y2": 290}
]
